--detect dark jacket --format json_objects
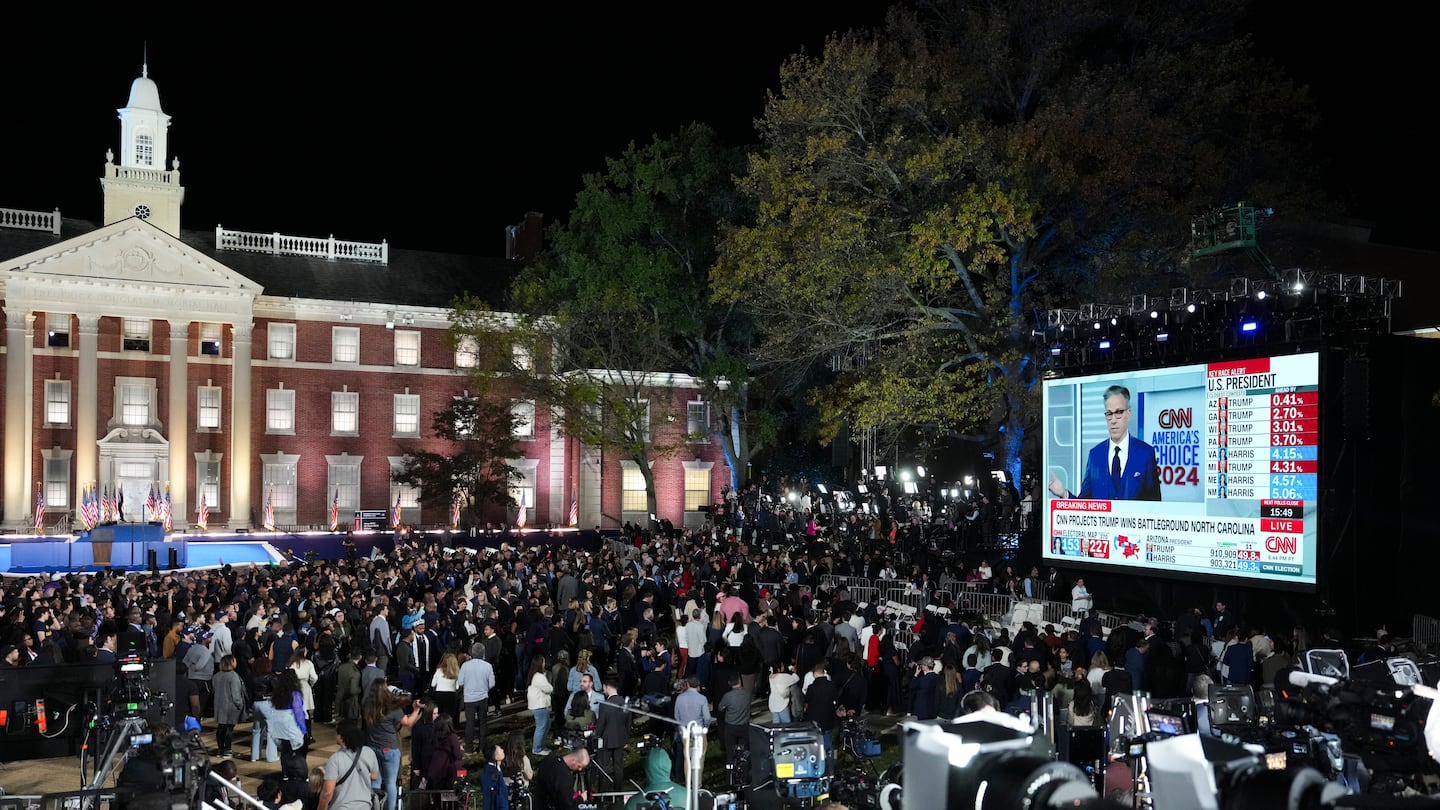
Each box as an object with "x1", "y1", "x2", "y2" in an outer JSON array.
[
  {"x1": 593, "y1": 694, "x2": 629, "y2": 750},
  {"x1": 803, "y1": 675, "x2": 840, "y2": 731}
]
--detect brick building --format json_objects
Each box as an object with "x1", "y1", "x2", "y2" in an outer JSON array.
[{"x1": 0, "y1": 64, "x2": 726, "y2": 533}]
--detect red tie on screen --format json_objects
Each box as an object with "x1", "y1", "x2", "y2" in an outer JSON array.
[{"x1": 1112, "y1": 446, "x2": 1122, "y2": 493}]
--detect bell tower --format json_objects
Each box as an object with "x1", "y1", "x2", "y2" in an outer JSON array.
[{"x1": 101, "y1": 54, "x2": 185, "y2": 234}]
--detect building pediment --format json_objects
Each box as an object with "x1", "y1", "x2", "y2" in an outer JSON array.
[{"x1": 1, "y1": 217, "x2": 260, "y2": 321}]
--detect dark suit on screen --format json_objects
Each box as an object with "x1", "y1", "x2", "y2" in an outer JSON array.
[{"x1": 1077, "y1": 436, "x2": 1162, "y2": 501}]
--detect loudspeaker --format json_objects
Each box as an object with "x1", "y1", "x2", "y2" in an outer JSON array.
[{"x1": 168, "y1": 547, "x2": 179, "y2": 570}]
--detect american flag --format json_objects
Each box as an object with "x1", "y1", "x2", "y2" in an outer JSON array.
[
  {"x1": 516, "y1": 501, "x2": 527, "y2": 529},
  {"x1": 145, "y1": 483, "x2": 158, "y2": 522},
  {"x1": 263, "y1": 487, "x2": 276, "y2": 531},
  {"x1": 33, "y1": 488, "x2": 45, "y2": 532},
  {"x1": 391, "y1": 489, "x2": 403, "y2": 529},
  {"x1": 568, "y1": 497, "x2": 579, "y2": 527},
  {"x1": 101, "y1": 484, "x2": 113, "y2": 523},
  {"x1": 330, "y1": 487, "x2": 340, "y2": 531},
  {"x1": 450, "y1": 495, "x2": 461, "y2": 529},
  {"x1": 80, "y1": 484, "x2": 100, "y2": 530},
  {"x1": 196, "y1": 490, "x2": 209, "y2": 530},
  {"x1": 161, "y1": 484, "x2": 172, "y2": 531}
]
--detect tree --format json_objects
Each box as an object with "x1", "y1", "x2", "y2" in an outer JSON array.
[
  {"x1": 713, "y1": 0, "x2": 1321, "y2": 483},
  {"x1": 390, "y1": 393, "x2": 524, "y2": 526}
]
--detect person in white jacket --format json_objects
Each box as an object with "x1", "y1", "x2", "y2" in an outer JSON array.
[
  {"x1": 288, "y1": 646, "x2": 320, "y2": 728},
  {"x1": 525, "y1": 654, "x2": 554, "y2": 755}
]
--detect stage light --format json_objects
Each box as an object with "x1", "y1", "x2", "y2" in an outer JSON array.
[
  {"x1": 900, "y1": 470, "x2": 912, "y2": 482},
  {"x1": 1110, "y1": 317, "x2": 1118, "y2": 326},
  {"x1": 1156, "y1": 332, "x2": 1170, "y2": 343},
  {"x1": 1149, "y1": 310, "x2": 1159, "y2": 319},
  {"x1": 788, "y1": 491, "x2": 799, "y2": 502},
  {"x1": 963, "y1": 476, "x2": 975, "y2": 486},
  {"x1": 1097, "y1": 339, "x2": 1112, "y2": 350},
  {"x1": 1256, "y1": 290, "x2": 1267, "y2": 300},
  {"x1": 1240, "y1": 320, "x2": 1258, "y2": 333},
  {"x1": 1186, "y1": 303, "x2": 1196, "y2": 313},
  {"x1": 1093, "y1": 321, "x2": 1101, "y2": 330},
  {"x1": 815, "y1": 484, "x2": 828, "y2": 494},
  {"x1": 1049, "y1": 345, "x2": 1062, "y2": 356},
  {"x1": 916, "y1": 465, "x2": 926, "y2": 478}
]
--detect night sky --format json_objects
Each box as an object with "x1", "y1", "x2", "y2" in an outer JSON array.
[{"x1": 3, "y1": 5, "x2": 1431, "y2": 256}]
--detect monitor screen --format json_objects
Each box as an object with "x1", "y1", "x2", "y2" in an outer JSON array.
[{"x1": 1042, "y1": 352, "x2": 1320, "y2": 588}]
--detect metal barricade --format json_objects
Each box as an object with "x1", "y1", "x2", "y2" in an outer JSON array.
[
  {"x1": 848, "y1": 584, "x2": 880, "y2": 608},
  {"x1": 1414, "y1": 614, "x2": 1440, "y2": 653}
]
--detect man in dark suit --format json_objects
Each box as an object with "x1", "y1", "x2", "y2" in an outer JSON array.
[
  {"x1": 1050, "y1": 384, "x2": 1162, "y2": 501},
  {"x1": 592, "y1": 680, "x2": 629, "y2": 791}
]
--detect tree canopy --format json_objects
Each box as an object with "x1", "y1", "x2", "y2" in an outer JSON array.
[
  {"x1": 712, "y1": 0, "x2": 1322, "y2": 481},
  {"x1": 390, "y1": 393, "x2": 524, "y2": 526}
]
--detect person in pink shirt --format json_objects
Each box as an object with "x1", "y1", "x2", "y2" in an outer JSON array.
[{"x1": 717, "y1": 586, "x2": 750, "y2": 625}]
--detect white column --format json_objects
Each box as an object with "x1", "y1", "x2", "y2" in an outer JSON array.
[
  {"x1": 229, "y1": 322, "x2": 253, "y2": 529},
  {"x1": 4, "y1": 309, "x2": 33, "y2": 528},
  {"x1": 75, "y1": 314, "x2": 101, "y2": 510},
  {"x1": 168, "y1": 319, "x2": 189, "y2": 530}
]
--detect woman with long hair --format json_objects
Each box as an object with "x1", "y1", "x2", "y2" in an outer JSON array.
[
  {"x1": 936, "y1": 663, "x2": 964, "y2": 720},
  {"x1": 503, "y1": 729, "x2": 534, "y2": 783},
  {"x1": 430, "y1": 651, "x2": 461, "y2": 726},
  {"x1": 363, "y1": 681, "x2": 423, "y2": 810},
  {"x1": 1087, "y1": 651, "x2": 1111, "y2": 711},
  {"x1": 962, "y1": 634, "x2": 993, "y2": 671},
  {"x1": 707, "y1": 609, "x2": 726, "y2": 650},
  {"x1": 427, "y1": 716, "x2": 464, "y2": 798},
  {"x1": 722, "y1": 611, "x2": 747, "y2": 647},
  {"x1": 525, "y1": 654, "x2": 553, "y2": 755},
  {"x1": 408, "y1": 699, "x2": 437, "y2": 797},
  {"x1": 1070, "y1": 678, "x2": 1099, "y2": 727},
  {"x1": 251, "y1": 669, "x2": 307, "y2": 802},
  {"x1": 289, "y1": 646, "x2": 319, "y2": 740}
]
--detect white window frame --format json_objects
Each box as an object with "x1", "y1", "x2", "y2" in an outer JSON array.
[
  {"x1": 47, "y1": 312, "x2": 70, "y2": 348},
  {"x1": 332, "y1": 326, "x2": 360, "y2": 365},
  {"x1": 513, "y1": 344, "x2": 533, "y2": 371},
  {"x1": 197, "y1": 384, "x2": 222, "y2": 430},
  {"x1": 122, "y1": 318, "x2": 151, "y2": 352},
  {"x1": 261, "y1": 452, "x2": 300, "y2": 527},
  {"x1": 45, "y1": 379, "x2": 71, "y2": 427},
  {"x1": 683, "y1": 460, "x2": 714, "y2": 512},
  {"x1": 394, "y1": 330, "x2": 421, "y2": 367},
  {"x1": 388, "y1": 456, "x2": 422, "y2": 520},
  {"x1": 266, "y1": 386, "x2": 296, "y2": 434},
  {"x1": 113, "y1": 376, "x2": 156, "y2": 428},
  {"x1": 326, "y1": 454, "x2": 364, "y2": 514},
  {"x1": 453, "y1": 395, "x2": 476, "y2": 438},
  {"x1": 508, "y1": 458, "x2": 539, "y2": 511},
  {"x1": 200, "y1": 322, "x2": 223, "y2": 356},
  {"x1": 268, "y1": 323, "x2": 296, "y2": 360},
  {"x1": 332, "y1": 389, "x2": 359, "y2": 436},
  {"x1": 511, "y1": 400, "x2": 535, "y2": 439},
  {"x1": 394, "y1": 393, "x2": 421, "y2": 437},
  {"x1": 42, "y1": 448, "x2": 72, "y2": 512},
  {"x1": 621, "y1": 460, "x2": 648, "y2": 513},
  {"x1": 194, "y1": 451, "x2": 223, "y2": 518},
  {"x1": 626, "y1": 399, "x2": 651, "y2": 444},
  {"x1": 455, "y1": 335, "x2": 478, "y2": 369},
  {"x1": 136, "y1": 133, "x2": 154, "y2": 167},
  {"x1": 687, "y1": 400, "x2": 711, "y2": 443}
]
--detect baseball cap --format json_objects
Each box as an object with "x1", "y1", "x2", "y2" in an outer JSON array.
[{"x1": 199, "y1": 630, "x2": 215, "y2": 642}]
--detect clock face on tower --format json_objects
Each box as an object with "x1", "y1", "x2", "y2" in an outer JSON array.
[{"x1": 134, "y1": 204, "x2": 151, "y2": 220}]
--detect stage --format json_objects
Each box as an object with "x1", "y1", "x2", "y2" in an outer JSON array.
[{"x1": 0, "y1": 525, "x2": 612, "y2": 575}]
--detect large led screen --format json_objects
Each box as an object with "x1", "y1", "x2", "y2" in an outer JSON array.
[{"x1": 1042, "y1": 353, "x2": 1320, "y2": 588}]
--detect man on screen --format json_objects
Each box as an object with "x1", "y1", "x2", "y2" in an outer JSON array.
[{"x1": 1049, "y1": 384, "x2": 1162, "y2": 501}]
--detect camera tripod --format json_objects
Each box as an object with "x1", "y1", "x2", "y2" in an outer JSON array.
[{"x1": 82, "y1": 711, "x2": 152, "y2": 792}]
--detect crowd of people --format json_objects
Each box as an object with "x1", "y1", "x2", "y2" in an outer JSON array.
[{"x1": 0, "y1": 474, "x2": 1355, "y2": 810}]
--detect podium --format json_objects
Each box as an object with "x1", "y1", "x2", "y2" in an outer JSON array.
[{"x1": 76, "y1": 523, "x2": 181, "y2": 568}]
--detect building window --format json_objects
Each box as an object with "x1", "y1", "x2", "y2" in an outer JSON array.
[
  {"x1": 333, "y1": 326, "x2": 360, "y2": 364},
  {"x1": 394, "y1": 393, "x2": 420, "y2": 437},
  {"x1": 394, "y1": 330, "x2": 420, "y2": 367},
  {"x1": 625, "y1": 399, "x2": 650, "y2": 444},
  {"x1": 327, "y1": 455, "x2": 363, "y2": 513},
  {"x1": 47, "y1": 313, "x2": 70, "y2": 348},
  {"x1": 453, "y1": 395, "x2": 476, "y2": 438},
  {"x1": 389, "y1": 457, "x2": 421, "y2": 522},
  {"x1": 42, "y1": 449, "x2": 72, "y2": 512},
  {"x1": 115, "y1": 377, "x2": 155, "y2": 427},
  {"x1": 261, "y1": 453, "x2": 299, "y2": 526},
  {"x1": 197, "y1": 385, "x2": 222, "y2": 430},
  {"x1": 455, "y1": 335, "x2": 478, "y2": 368},
  {"x1": 621, "y1": 461, "x2": 648, "y2": 513},
  {"x1": 513, "y1": 344, "x2": 532, "y2": 371},
  {"x1": 508, "y1": 459, "x2": 538, "y2": 512},
  {"x1": 687, "y1": 400, "x2": 710, "y2": 442},
  {"x1": 122, "y1": 318, "x2": 151, "y2": 352},
  {"x1": 332, "y1": 389, "x2": 359, "y2": 435},
  {"x1": 684, "y1": 461, "x2": 714, "y2": 512},
  {"x1": 512, "y1": 400, "x2": 535, "y2": 439},
  {"x1": 195, "y1": 452, "x2": 222, "y2": 517},
  {"x1": 268, "y1": 323, "x2": 296, "y2": 360},
  {"x1": 136, "y1": 133, "x2": 154, "y2": 167},
  {"x1": 266, "y1": 386, "x2": 295, "y2": 434},
  {"x1": 45, "y1": 379, "x2": 71, "y2": 427},
  {"x1": 200, "y1": 322, "x2": 223, "y2": 356}
]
